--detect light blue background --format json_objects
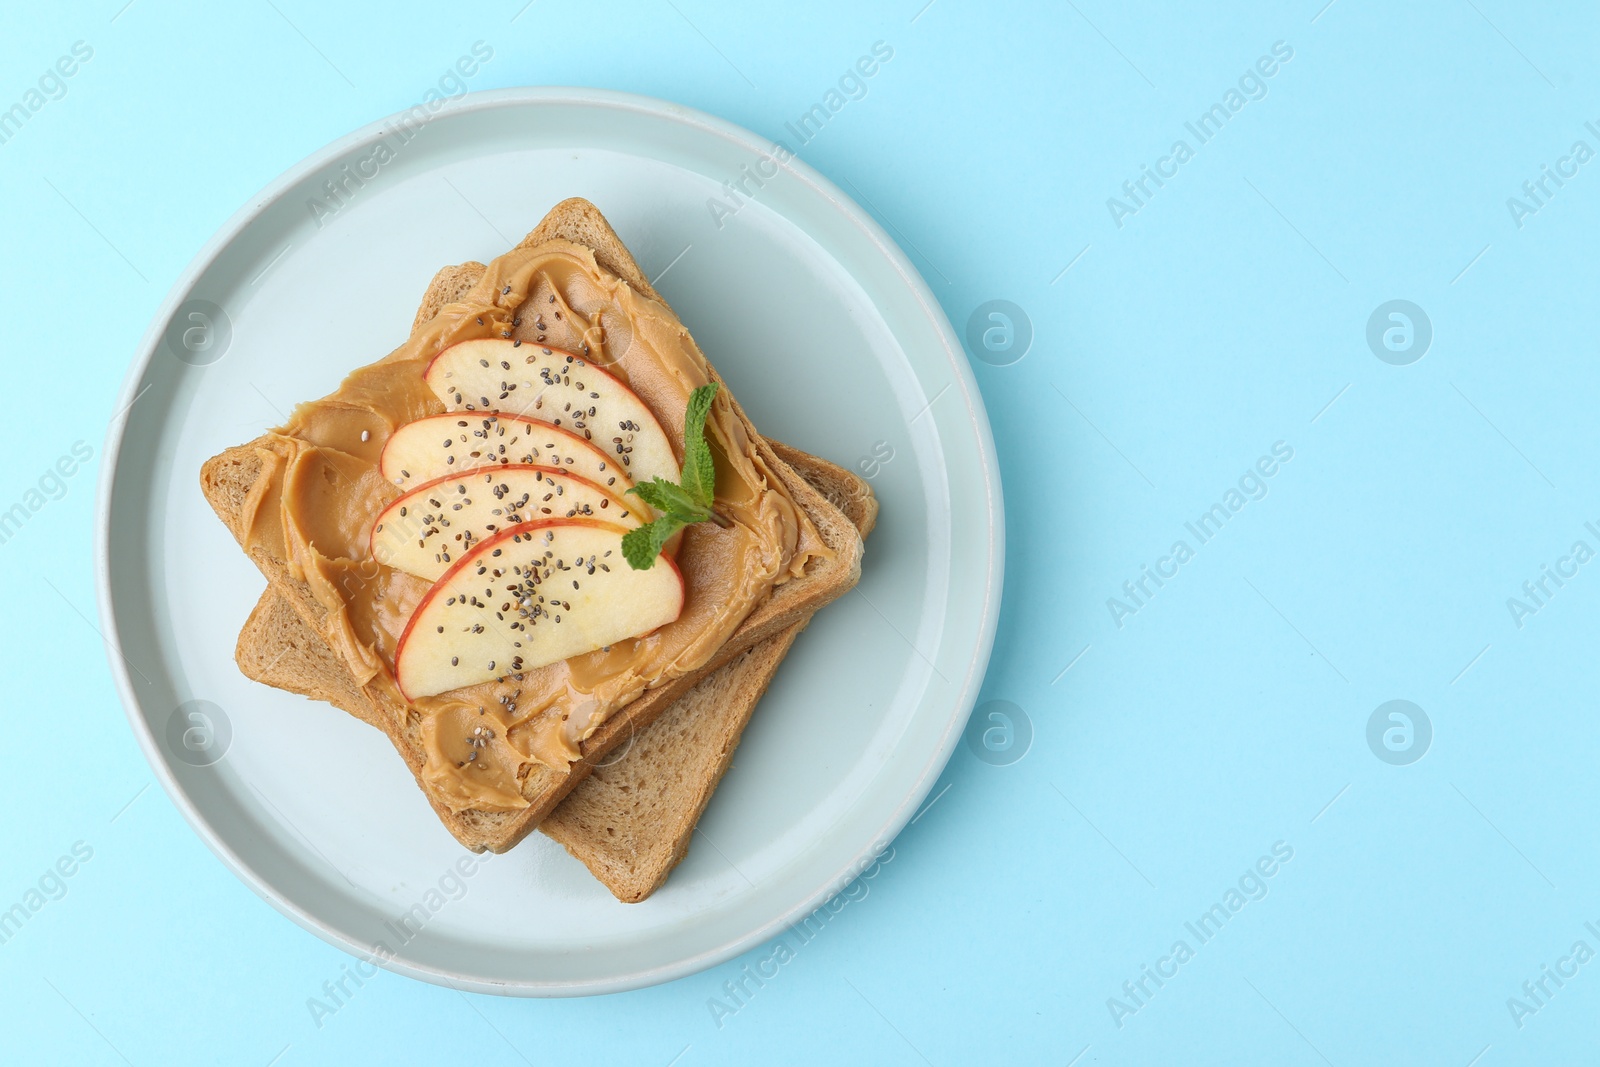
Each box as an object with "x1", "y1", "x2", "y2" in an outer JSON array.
[{"x1": 3, "y1": 0, "x2": 1596, "y2": 1063}]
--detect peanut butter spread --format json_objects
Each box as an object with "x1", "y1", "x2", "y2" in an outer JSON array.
[{"x1": 235, "y1": 239, "x2": 827, "y2": 812}]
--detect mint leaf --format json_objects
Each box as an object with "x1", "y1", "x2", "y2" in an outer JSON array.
[
  {"x1": 622, "y1": 516, "x2": 684, "y2": 570},
  {"x1": 622, "y1": 383, "x2": 722, "y2": 570},
  {"x1": 680, "y1": 383, "x2": 719, "y2": 509},
  {"x1": 626, "y1": 477, "x2": 706, "y2": 520}
]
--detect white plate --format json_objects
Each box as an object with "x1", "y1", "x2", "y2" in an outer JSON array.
[{"x1": 96, "y1": 88, "x2": 1002, "y2": 996}]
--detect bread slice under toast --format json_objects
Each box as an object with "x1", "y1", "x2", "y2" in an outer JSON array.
[
  {"x1": 237, "y1": 443, "x2": 878, "y2": 901},
  {"x1": 201, "y1": 199, "x2": 866, "y2": 854}
]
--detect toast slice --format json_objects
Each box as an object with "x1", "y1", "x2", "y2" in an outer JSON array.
[
  {"x1": 202, "y1": 199, "x2": 866, "y2": 854},
  {"x1": 237, "y1": 444, "x2": 878, "y2": 901}
]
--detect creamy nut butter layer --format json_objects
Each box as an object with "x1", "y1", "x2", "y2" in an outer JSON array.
[{"x1": 234, "y1": 239, "x2": 830, "y2": 812}]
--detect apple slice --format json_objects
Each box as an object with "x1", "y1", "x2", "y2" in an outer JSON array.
[
  {"x1": 423, "y1": 338, "x2": 681, "y2": 487},
  {"x1": 379, "y1": 412, "x2": 630, "y2": 493},
  {"x1": 371, "y1": 466, "x2": 643, "y2": 582},
  {"x1": 393, "y1": 519, "x2": 684, "y2": 700}
]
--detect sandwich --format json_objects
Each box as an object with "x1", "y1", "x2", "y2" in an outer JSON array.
[{"x1": 200, "y1": 197, "x2": 869, "y2": 897}]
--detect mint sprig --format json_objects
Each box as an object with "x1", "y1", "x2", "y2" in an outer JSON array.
[{"x1": 621, "y1": 383, "x2": 728, "y2": 570}]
